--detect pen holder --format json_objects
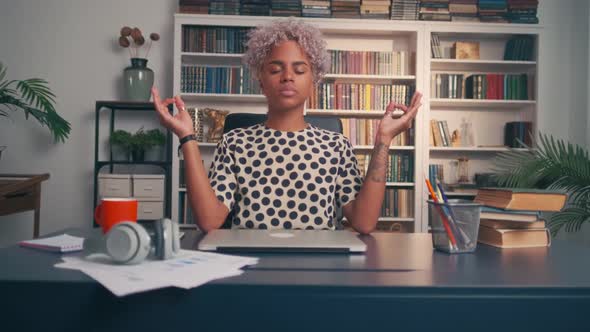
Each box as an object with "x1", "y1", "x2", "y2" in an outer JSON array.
[{"x1": 428, "y1": 199, "x2": 482, "y2": 254}]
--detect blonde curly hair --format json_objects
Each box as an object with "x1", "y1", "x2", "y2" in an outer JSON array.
[{"x1": 242, "y1": 18, "x2": 330, "y2": 84}]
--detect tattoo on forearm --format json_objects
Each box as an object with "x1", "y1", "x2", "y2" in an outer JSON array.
[{"x1": 366, "y1": 143, "x2": 389, "y2": 182}]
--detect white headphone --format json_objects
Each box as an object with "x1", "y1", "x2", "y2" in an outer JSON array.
[{"x1": 84, "y1": 218, "x2": 180, "y2": 265}]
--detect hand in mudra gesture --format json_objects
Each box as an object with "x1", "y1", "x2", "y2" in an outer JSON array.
[
  {"x1": 377, "y1": 91, "x2": 423, "y2": 143},
  {"x1": 152, "y1": 87, "x2": 194, "y2": 138}
]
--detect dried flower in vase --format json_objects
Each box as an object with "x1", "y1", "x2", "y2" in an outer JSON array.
[{"x1": 118, "y1": 26, "x2": 160, "y2": 59}]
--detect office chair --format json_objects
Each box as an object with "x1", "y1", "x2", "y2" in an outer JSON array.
[
  {"x1": 220, "y1": 112, "x2": 344, "y2": 229},
  {"x1": 222, "y1": 113, "x2": 343, "y2": 134}
]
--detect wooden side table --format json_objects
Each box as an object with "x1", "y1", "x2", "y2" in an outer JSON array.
[{"x1": 0, "y1": 174, "x2": 50, "y2": 238}]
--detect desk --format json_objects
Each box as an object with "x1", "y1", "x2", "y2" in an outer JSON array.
[
  {"x1": 0, "y1": 173, "x2": 49, "y2": 238},
  {"x1": 0, "y1": 230, "x2": 588, "y2": 332}
]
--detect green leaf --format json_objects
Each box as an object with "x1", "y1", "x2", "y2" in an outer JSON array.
[{"x1": 492, "y1": 132, "x2": 590, "y2": 237}]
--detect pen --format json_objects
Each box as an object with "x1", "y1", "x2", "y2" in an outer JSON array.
[
  {"x1": 425, "y1": 179, "x2": 458, "y2": 249},
  {"x1": 436, "y1": 181, "x2": 468, "y2": 247}
]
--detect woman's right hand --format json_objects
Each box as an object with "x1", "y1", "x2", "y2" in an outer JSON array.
[{"x1": 152, "y1": 87, "x2": 195, "y2": 138}]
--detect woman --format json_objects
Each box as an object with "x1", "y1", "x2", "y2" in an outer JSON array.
[{"x1": 152, "y1": 18, "x2": 422, "y2": 234}]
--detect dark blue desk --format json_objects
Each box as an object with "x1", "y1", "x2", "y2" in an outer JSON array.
[{"x1": 0, "y1": 230, "x2": 588, "y2": 332}]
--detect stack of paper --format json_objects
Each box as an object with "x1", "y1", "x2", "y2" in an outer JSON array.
[{"x1": 55, "y1": 250, "x2": 258, "y2": 297}]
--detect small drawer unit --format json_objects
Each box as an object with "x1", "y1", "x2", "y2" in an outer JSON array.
[
  {"x1": 137, "y1": 197, "x2": 165, "y2": 220},
  {"x1": 132, "y1": 174, "x2": 165, "y2": 200},
  {"x1": 98, "y1": 174, "x2": 131, "y2": 198}
]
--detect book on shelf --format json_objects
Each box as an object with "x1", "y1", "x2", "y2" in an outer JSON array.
[
  {"x1": 474, "y1": 188, "x2": 567, "y2": 212},
  {"x1": 451, "y1": 41, "x2": 480, "y2": 60},
  {"x1": 477, "y1": 225, "x2": 551, "y2": 248},
  {"x1": 356, "y1": 152, "x2": 414, "y2": 183},
  {"x1": 181, "y1": 26, "x2": 250, "y2": 53},
  {"x1": 342, "y1": 118, "x2": 414, "y2": 146},
  {"x1": 381, "y1": 188, "x2": 414, "y2": 218},
  {"x1": 309, "y1": 82, "x2": 415, "y2": 110},
  {"x1": 429, "y1": 119, "x2": 452, "y2": 147},
  {"x1": 431, "y1": 74, "x2": 464, "y2": 99},
  {"x1": 504, "y1": 121, "x2": 533, "y2": 148},
  {"x1": 328, "y1": 50, "x2": 413, "y2": 76},
  {"x1": 503, "y1": 35, "x2": 535, "y2": 61},
  {"x1": 463, "y1": 73, "x2": 531, "y2": 100}
]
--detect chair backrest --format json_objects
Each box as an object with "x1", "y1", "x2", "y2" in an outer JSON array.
[
  {"x1": 219, "y1": 113, "x2": 343, "y2": 229},
  {"x1": 223, "y1": 113, "x2": 343, "y2": 134}
]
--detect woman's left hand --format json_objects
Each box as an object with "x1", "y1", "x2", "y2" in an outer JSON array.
[{"x1": 376, "y1": 91, "x2": 423, "y2": 144}]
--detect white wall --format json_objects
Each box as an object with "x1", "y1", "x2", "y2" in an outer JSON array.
[
  {"x1": 1, "y1": 0, "x2": 589, "y2": 246},
  {"x1": 0, "y1": 0, "x2": 176, "y2": 246}
]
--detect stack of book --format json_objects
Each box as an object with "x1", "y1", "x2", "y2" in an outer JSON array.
[
  {"x1": 474, "y1": 188, "x2": 567, "y2": 248},
  {"x1": 301, "y1": 0, "x2": 331, "y2": 17},
  {"x1": 390, "y1": 0, "x2": 419, "y2": 20},
  {"x1": 332, "y1": 0, "x2": 361, "y2": 18},
  {"x1": 478, "y1": 0, "x2": 508, "y2": 23},
  {"x1": 270, "y1": 0, "x2": 302, "y2": 16},
  {"x1": 507, "y1": 0, "x2": 538, "y2": 24},
  {"x1": 419, "y1": 0, "x2": 451, "y2": 21},
  {"x1": 449, "y1": 0, "x2": 478, "y2": 22},
  {"x1": 179, "y1": 0, "x2": 209, "y2": 14},
  {"x1": 360, "y1": 0, "x2": 391, "y2": 19},
  {"x1": 209, "y1": 0, "x2": 241, "y2": 15},
  {"x1": 240, "y1": 0, "x2": 271, "y2": 16}
]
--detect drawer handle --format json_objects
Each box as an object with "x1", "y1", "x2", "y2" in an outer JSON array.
[
  {"x1": 143, "y1": 210, "x2": 153, "y2": 213},
  {"x1": 107, "y1": 187, "x2": 120, "y2": 191},
  {"x1": 144, "y1": 187, "x2": 153, "y2": 191}
]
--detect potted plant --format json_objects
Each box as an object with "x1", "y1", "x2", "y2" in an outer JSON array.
[
  {"x1": 491, "y1": 133, "x2": 590, "y2": 236},
  {"x1": 145, "y1": 128, "x2": 166, "y2": 161},
  {"x1": 0, "y1": 62, "x2": 71, "y2": 154},
  {"x1": 110, "y1": 128, "x2": 166, "y2": 162},
  {"x1": 109, "y1": 129, "x2": 133, "y2": 161}
]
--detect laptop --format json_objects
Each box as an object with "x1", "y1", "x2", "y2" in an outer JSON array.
[{"x1": 198, "y1": 229, "x2": 367, "y2": 253}]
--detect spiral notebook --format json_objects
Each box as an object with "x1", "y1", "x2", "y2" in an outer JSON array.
[{"x1": 19, "y1": 234, "x2": 84, "y2": 253}]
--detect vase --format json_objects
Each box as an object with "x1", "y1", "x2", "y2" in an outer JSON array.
[{"x1": 123, "y1": 58, "x2": 154, "y2": 101}]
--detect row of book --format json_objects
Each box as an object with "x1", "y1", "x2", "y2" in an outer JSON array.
[
  {"x1": 429, "y1": 119, "x2": 453, "y2": 147},
  {"x1": 308, "y1": 83, "x2": 415, "y2": 110},
  {"x1": 178, "y1": 0, "x2": 538, "y2": 23},
  {"x1": 342, "y1": 118, "x2": 414, "y2": 146},
  {"x1": 474, "y1": 187, "x2": 566, "y2": 248},
  {"x1": 431, "y1": 73, "x2": 532, "y2": 100},
  {"x1": 381, "y1": 188, "x2": 414, "y2": 218},
  {"x1": 180, "y1": 65, "x2": 260, "y2": 94},
  {"x1": 328, "y1": 50, "x2": 413, "y2": 76},
  {"x1": 428, "y1": 163, "x2": 444, "y2": 186},
  {"x1": 504, "y1": 121, "x2": 532, "y2": 148},
  {"x1": 178, "y1": 191, "x2": 196, "y2": 225},
  {"x1": 419, "y1": 0, "x2": 538, "y2": 23},
  {"x1": 356, "y1": 152, "x2": 414, "y2": 182},
  {"x1": 181, "y1": 26, "x2": 250, "y2": 53},
  {"x1": 503, "y1": 35, "x2": 535, "y2": 61}
]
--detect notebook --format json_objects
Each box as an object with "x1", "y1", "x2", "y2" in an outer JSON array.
[{"x1": 19, "y1": 234, "x2": 84, "y2": 253}]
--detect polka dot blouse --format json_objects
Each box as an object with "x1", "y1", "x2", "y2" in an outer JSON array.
[{"x1": 207, "y1": 123, "x2": 363, "y2": 230}]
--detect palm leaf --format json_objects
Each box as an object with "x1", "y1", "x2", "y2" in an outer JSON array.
[
  {"x1": 0, "y1": 63, "x2": 70, "y2": 143},
  {"x1": 492, "y1": 133, "x2": 590, "y2": 236}
]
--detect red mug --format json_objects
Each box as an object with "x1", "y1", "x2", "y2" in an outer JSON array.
[{"x1": 94, "y1": 198, "x2": 138, "y2": 233}]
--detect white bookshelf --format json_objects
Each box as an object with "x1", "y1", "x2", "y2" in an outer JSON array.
[
  {"x1": 172, "y1": 14, "x2": 542, "y2": 233},
  {"x1": 424, "y1": 24, "x2": 541, "y2": 232}
]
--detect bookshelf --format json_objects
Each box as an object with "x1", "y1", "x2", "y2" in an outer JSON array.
[
  {"x1": 424, "y1": 23, "x2": 541, "y2": 232},
  {"x1": 172, "y1": 14, "x2": 542, "y2": 233}
]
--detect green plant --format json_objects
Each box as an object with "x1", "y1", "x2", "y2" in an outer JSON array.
[
  {"x1": 110, "y1": 129, "x2": 133, "y2": 151},
  {"x1": 0, "y1": 62, "x2": 71, "y2": 143},
  {"x1": 110, "y1": 128, "x2": 165, "y2": 161},
  {"x1": 146, "y1": 128, "x2": 166, "y2": 147},
  {"x1": 491, "y1": 133, "x2": 590, "y2": 236}
]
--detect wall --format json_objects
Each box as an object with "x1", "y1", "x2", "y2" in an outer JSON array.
[
  {"x1": 1, "y1": 0, "x2": 589, "y2": 246},
  {"x1": 0, "y1": 0, "x2": 176, "y2": 246}
]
